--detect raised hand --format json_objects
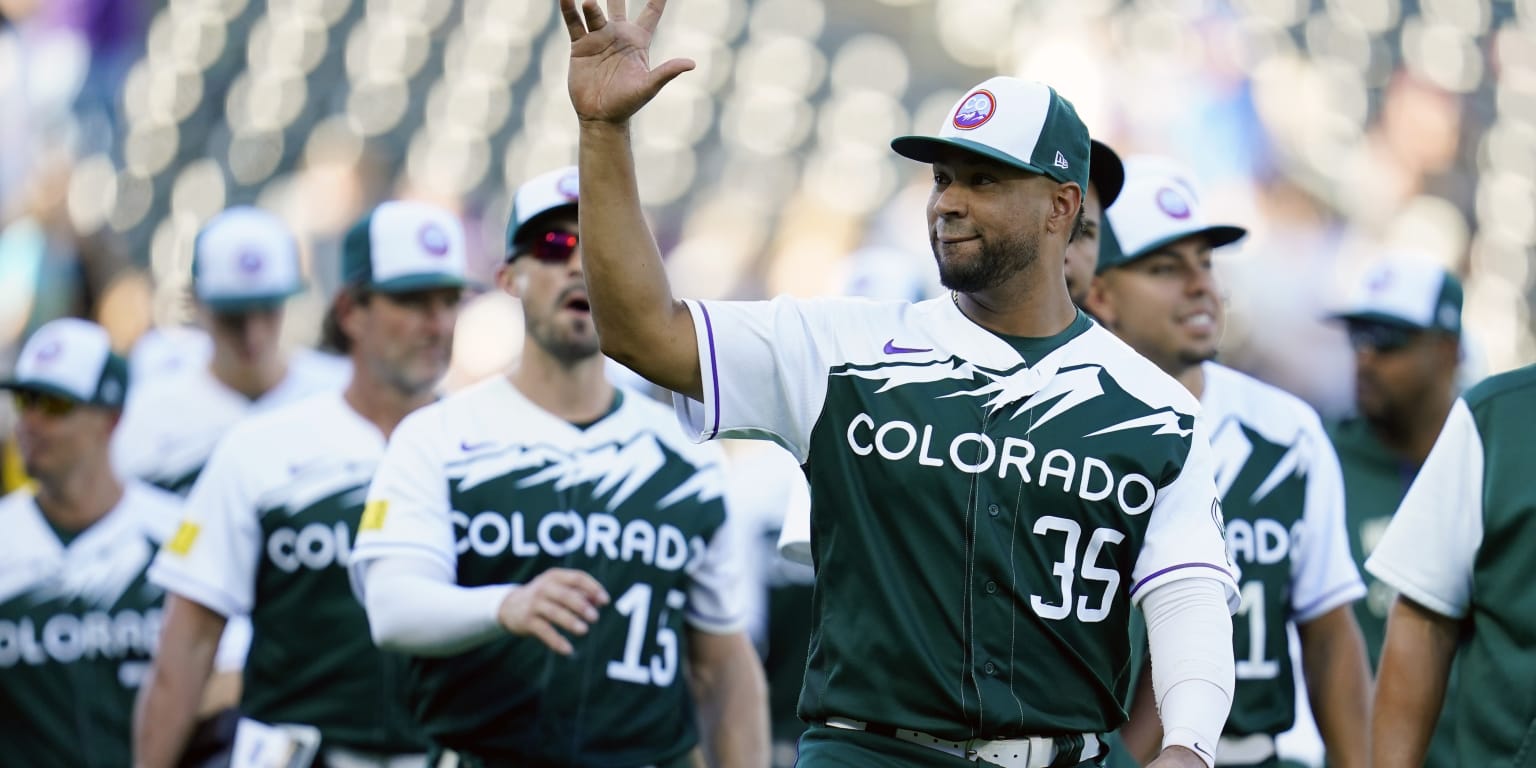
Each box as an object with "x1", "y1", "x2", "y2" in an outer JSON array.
[
  {"x1": 561, "y1": 0, "x2": 695, "y2": 124},
  {"x1": 497, "y1": 567, "x2": 611, "y2": 655}
]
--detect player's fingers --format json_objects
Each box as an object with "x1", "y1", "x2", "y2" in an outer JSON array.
[
  {"x1": 538, "y1": 600, "x2": 592, "y2": 636},
  {"x1": 581, "y1": 0, "x2": 606, "y2": 32},
  {"x1": 546, "y1": 583, "x2": 602, "y2": 621},
  {"x1": 559, "y1": 0, "x2": 586, "y2": 42},
  {"x1": 606, "y1": 0, "x2": 626, "y2": 22},
  {"x1": 529, "y1": 619, "x2": 575, "y2": 656},
  {"x1": 549, "y1": 568, "x2": 610, "y2": 605},
  {"x1": 634, "y1": 0, "x2": 666, "y2": 33},
  {"x1": 644, "y1": 57, "x2": 695, "y2": 98}
]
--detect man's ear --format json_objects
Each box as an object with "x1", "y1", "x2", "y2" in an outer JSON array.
[
  {"x1": 1050, "y1": 182, "x2": 1084, "y2": 240},
  {"x1": 336, "y1": 290, "x2": 365, "y2": 341},
  {"x1": 1083, "y1": 273, "x2": 1117, "y2": 327},
  {"x1": 498, "y1": 260, "x2": 526, "y2": 299}
]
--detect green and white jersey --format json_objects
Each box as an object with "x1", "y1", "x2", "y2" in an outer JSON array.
[
  {"x1": 148, "y1": 391, "x2": 422, "y2": 754},
  {"x1": 1200, "y1": 363, "x2": 1364, "y2": 739},
  {"x1": 673, "y1": 296, "x2": 1238, "y2": 739},
  {"x1": 112, "y1": 349, "x2": 349, "y2": 496},
  {"x1": 0, "y1": 482, "x2": 180, "y2": 768},
  {"x1": 350, "y1": 378, "x2": 746, "y2": 766},
  {"x1": 1366, "y1": 364, "x2": 1536, "y2": 768}
]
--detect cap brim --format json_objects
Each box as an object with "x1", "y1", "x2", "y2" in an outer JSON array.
[
  {"x1": 891, "y1": 136, "x2": 1053, "y2": 178},
  {"x1": 0, "y1": 379, "x2": 90, "y2": 404},
  {"x1": 1089, "y1": 140, "x2": 1125, "y2": 207},
  {"x1": 1125, "y1": 225, "x2": 1248, "y2": 263},
  {"x1": 1325, "y1": 311, "x2": 1430, "y2": 330},
  {"x1": 511, "y1": 203, "x2": 579, "y2": 249},
  {"x1": 371, "y1": 273, "x2": 473, "y2": 294},
  {"x1": 201, "y1": 289, "x2": 302, "y2": 314}
]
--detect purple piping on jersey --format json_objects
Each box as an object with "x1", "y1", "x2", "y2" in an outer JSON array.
[
  {"x1": 1293, "y1": 582, "x2": 1365, "y2": 621},
  {"x1": 1129, "y1": 562, "x2": 1232, "y2": 598},
  {"x1": 699, "y1": 301, "x2": 722, "y2": 439}
]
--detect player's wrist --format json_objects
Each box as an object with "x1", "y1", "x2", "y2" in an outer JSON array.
[{"x1": 1161, "y1": 728, "x2": 1215, "y2": 768}]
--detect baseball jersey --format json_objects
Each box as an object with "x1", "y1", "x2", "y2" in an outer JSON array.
[
  {"x1": 148, "y1": 391, "x2": 422, "y2": 754},
  {"x1": 350, "y1": 378, "x2": 747, "y2": 766},
  {"x1": 112, "y1": 349, "x2": 350, "y2": 495},
  {"x1": 1366, "y1": 364, "x2": 1536, "y2": 768},
  {"x1": 0, "y1": 482, "x2": 180, "y2": 767},
  {"x1": 1200, "y1": 363, "x2": 1363, "y2": 738},
  {"x1": 673, "y1": 296, "x2": 1238, "y2": 739}
]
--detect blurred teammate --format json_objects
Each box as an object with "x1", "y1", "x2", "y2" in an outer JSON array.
[
  {"x1": 1064, "y1": 140, "x2": 1126, "y2": 305},
  {"x1": 1365, "y1": 362, "x2": 1536, "y2": 766},
  {"x1": 0, "y1": 318, "x2": 180, "y2": 767},
  {"x1": 1089, "y1": 158, "x2": 1370, "y2": 767},
  {"x1": 134, "y1": 201, "x2": 468, "y2": 768},
  {"x1": 562, "y1": 3, "x2": 1238, "y2": 767},
  {"x1": 1326, "y1": 259, "x2": 1463, "y2": 766},
  {"x1": 351, "y1": 167, "x2": 767, "y2": 767}
]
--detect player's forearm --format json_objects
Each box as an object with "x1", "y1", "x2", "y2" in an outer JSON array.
[
  {"x1": 1142, "y1": 578, "x2": 1234, "y2": 768},
  {"x1": 1371, "y1": 596, "x2": 1457, "y2": 768},
  {"x1": 1119, "y1": 654, "x2": 1163, "y2": 764},
  {"x1": 362, "y1": 558, "x2": 511, "y2": 656},
  {"x1": 133, "y1": 596, "x2": 222, "y2": 768},
  {"x1": 688, "y1": 631, "x2": 769, "y2": 768},
  {"x1": 1298, "y1": 606, "x2": 1371, "y2": 768}
]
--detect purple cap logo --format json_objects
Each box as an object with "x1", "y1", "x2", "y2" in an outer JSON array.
[
  {"x1": 952, "y1": 90, "x2": 996, "y2": 131},
  {"x1": 1156, "y1": 187, "x2": 1191, "y2": 220},
  {"x1": 33, "y1": 339, "x2": 63, "y2": 365},
  {"x1": 237, "y1": 249, "x2": 265, "y2": 275},
  {"x1": 1366, "y1": 268, "x2": 1394, "y2": 295},
  {"x1": 557, "y1": 172, "x2": 579, "y2": 201},
  {"x1": 419, "y1": 223, "x2": 450, "y2": 257}
]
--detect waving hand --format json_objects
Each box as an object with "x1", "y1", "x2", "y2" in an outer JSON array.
[{"x1": 562, "y1": 0, "x2": 695, "y2": 124}]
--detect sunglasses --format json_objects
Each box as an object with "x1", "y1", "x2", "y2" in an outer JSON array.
[
  {"x1": 518, "y1": 231, "x2": 579, "y2": 265},
  {"x1": 12, "y1": 389, "x2": 78, "y2": 417},
  {"x1": 1346, "y1": 322, "x2": 1418, "y2": 354}
]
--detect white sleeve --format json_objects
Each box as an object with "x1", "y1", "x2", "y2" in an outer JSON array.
[
  {"x1": 1143, "y1": 577, "x2": 1236, "y2": 768},
  {"x1": 685, "y1": 477, "x2": 753, "y2": 634},
  {"x1": 775, "y1": 476, "x2": 813, "y2": 567},
  {"x1": 1129, "y1": 427, "x2": 1241, "y2": 611},
  {"x1": 1290, "y1": 418, "x2": 1366, "y2": 623},
  {"x1": 671, "y1": 297, "x2": 836, "y2": 460},
  {"x1": 1365, "y1": 399, "x2": 1483, "y2": 619},
  {"x1": 147, "y1": 431, "x2": 263, "y2": 618},
  {"x1": 349, "y1": 407, "x2": 458, "y2": 590},
  {"x1": 361, "y1": 557, "x2": 512, "y2": 656}
]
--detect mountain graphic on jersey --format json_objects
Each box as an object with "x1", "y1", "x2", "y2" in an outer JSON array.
[{"x1": 405, "y1": 432, "x2": 728, "y2": 765}]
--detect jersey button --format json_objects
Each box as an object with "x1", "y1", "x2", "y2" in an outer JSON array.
[
  {"x1": 984, "y1": 580, "x2": 997, "y2": 594},
  {"x1": 987, "y1": 503, "x2": 1000, "y2": 517},
  {"x1": 983, "y1": 662, "x2": 997, "y2": 676}
]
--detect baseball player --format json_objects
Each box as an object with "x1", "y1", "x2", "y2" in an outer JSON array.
[
  {"x1": 133, "y1": 201, "x2": 468, "y2": 768},
  {"x1": 112, "y1": 206, "x2": 349, "y2": 497},
  {"x1": 350, "y1": 165, "x2": 767, "y2": 767},
  {"x1": 561, "y1": 3, "x2": 1238, "y2": 767},
  {"x1": 0, "y1": 318, "x2": 181, "y2": 767},
  {"x1": 1064, "y1": 140, "x2": 1126, "y2": 306},
  {"x1": 1365, "y1": 362, "x2": 1536, "y2": 766},
  {"x1": 1086, "y1": 157, "x2": 1370, "y2": 767},
  {"x1": 1325, "y1": 259, "x2": 1464, "y2": 766}
]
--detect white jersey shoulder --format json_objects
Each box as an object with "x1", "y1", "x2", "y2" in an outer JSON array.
[
  {"x1": 1200, "y1": 362, "x2": 1325, "y2": 446},
  {"x1": 1062, "y1": 323, "x2": 1202, "y2": 416},
  {"x1": 209, "y1": 391, "x2": 385, "y2": 508}
]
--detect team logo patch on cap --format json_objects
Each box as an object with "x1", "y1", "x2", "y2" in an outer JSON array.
[
  {"x1": 238, "y1": 249, "x2": 265, "y2": 274},
  {"x1": 1156, "y1": 187, "x2": 1191, "y2": 220},
  {"x1": 1367, "y1": 268, "x2": 1393, "y2": 294},
  {"x1": 557, "y1": 172, "x2": 579, "y2": 201},
  {"x1": 419, "y1": 223, "x2": 450, "y2": 257},
  {"x1": 953, "y1": 90, "x2": 996, "y2": 130},
  {"x1": 34, "y1": 339, "x2": 63, "y2": 364}
]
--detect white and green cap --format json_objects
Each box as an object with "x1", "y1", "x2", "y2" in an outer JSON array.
[
  {"x1": 891, "y1": 77, "x2": 1090, "y2": 193},
  {"x1": 1330, "y1": 259, "x2": 1463, "y2": 335},
  {"x1": 192, "y1": 206, "x2": 305, "y2": 312},
  {"x1": 506, "y1": 165, "x2": 580, "y2": 251},
  {"x1": 343, "y1": 201, "x2": 471, "y2": 293},
  {"x1": 1098, "y1": 155, "x2": 1246, "y2": 272},
  {"x1": 0, "y1": 318, "x2": 128, "y2": 408}
]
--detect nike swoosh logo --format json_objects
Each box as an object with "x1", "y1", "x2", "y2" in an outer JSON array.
[
  {"x1": 1194, "y1": 742, "x2": 1212, "y2": 758},
  {"x1": 883, "y1": 339, "x2": 933, "y2": 355},
  {"x1": 461, "y1": 439, "x2": 496, "y2": 452}
]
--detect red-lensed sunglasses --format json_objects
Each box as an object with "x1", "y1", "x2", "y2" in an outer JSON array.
[{"x1": 522, "y1": 231, "x2": 578, "y2": 265}]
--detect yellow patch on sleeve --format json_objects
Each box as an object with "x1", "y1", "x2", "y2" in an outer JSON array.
[
  {"x1": 360, "y1": 500, "x2": 389, "y2": 531},
  {"x1": 166, "y1": 522, "x2": 201, "y2": 555}
]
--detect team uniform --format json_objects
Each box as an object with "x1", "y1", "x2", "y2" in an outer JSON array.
[
  {"x1": 1366, "y1": 364, "x2": 1536, "y2": 766},
  {"x1": 111, "y1": 348, "x2": 349, "y2": 495},
  {"x1": 149, "y1": 391, "x2": 424, "y2": 760},
  {"x1": 1198, "y1": 363, "x2": 1363, "y2": 766},
  {"x1": 351, "y1": 379, "x2": 747, "y2": 767},
  {"x1": 673, "y1": 294, "x2": 1238, "y2": 763},
  {"x1": 0, "y1": 482, "x2": 180, "y2": 767}
]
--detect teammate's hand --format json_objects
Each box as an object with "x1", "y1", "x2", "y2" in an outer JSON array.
[
  {"x1": 561, "y1": 0, "x2": 695, "y2": 124},
  {"x1": 497, "y1": 568, "x2": 610, "y2": 656},
  {"x1": 1145, "y1": 746, "x2": 1210, "y2": 768}
]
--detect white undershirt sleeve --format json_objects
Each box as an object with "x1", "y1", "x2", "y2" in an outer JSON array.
[
  {"x1": 361, "y1": 557, "x2": 513, "y2": 657},
  {"x1": 1142, "y1": 576, "x2": 1235, "y2": 768}
]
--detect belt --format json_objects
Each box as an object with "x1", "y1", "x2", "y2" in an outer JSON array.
[
  {"x1": 1216, "y1": 734, "x2": 1277, "y2": 765},
  {"x1": 824, "y1": 716, "x2": 1100, "y2": 768},
  {"x1": 323, "y1": 745, "x2": 427, "y2": 768}
]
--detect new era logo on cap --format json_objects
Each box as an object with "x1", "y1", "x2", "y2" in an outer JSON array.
[
  {"x1": 193, "y1": 207, "x2": 305, "y2": 311},
  {"x1": 1054, "y1": 151, "x2": 1070, "y2": 170},
  {"x1": 1, "y1": 318, "x2": 128, "y2": 408}
]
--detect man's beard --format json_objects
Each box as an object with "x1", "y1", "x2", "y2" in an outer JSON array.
[
  {"x1": 527, "y1": 312, "x2": 601, "y2": 364},
  {"x1": 934, "y1": 229, "x2": 1041, "y2": 294}
]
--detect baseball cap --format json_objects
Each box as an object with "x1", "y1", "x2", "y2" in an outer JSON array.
[
  {"x1": 1089, "y1": 140, "x2": 1125, "y2": 207},
  {"x1": 342, "y1": 201, "x2": 471, "y2": 293},
  {"x1": 1098, "y1": 155, "x2": 1246, "y2": 273},
  {"x1": 192, "y1": 207, "x2": 304, "y2": 312},
  {"x1": 507, "y1": 166, "x2": 580, "y2": 251},
  {"x1": 0, "y1": 318, "x2": 129, "y2": 409},
  {"x1": 1330, "y1": 259, "x2": 1463, "y2": 335},
  {"x1": 892, "y1": 77, "x2": 1090, "y2": 194}
]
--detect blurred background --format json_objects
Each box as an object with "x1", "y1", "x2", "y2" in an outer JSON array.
[{"x1": 1, "y1": 0, "x2": 1533, "y2": 414}]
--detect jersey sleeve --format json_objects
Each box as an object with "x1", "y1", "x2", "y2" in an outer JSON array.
[
  {"x1": 147, "y1": 430, "x2": 263, "y2": 618},
  {"x1": 1290, "y1": 417, "x2": 1366, "y2": 623},
  {"x1": 1129, "y1": 426, "x2": 1241, "y2": 611},
  {"x1": 671, "y1": 296, "x2": 836, "y2": 461},
  {"x1": 1365, "y1": 399, "x2": 1483, "y2": 620},
  {"x1": 349, "y1": 406, "x2": 458, "y2": 595}
]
